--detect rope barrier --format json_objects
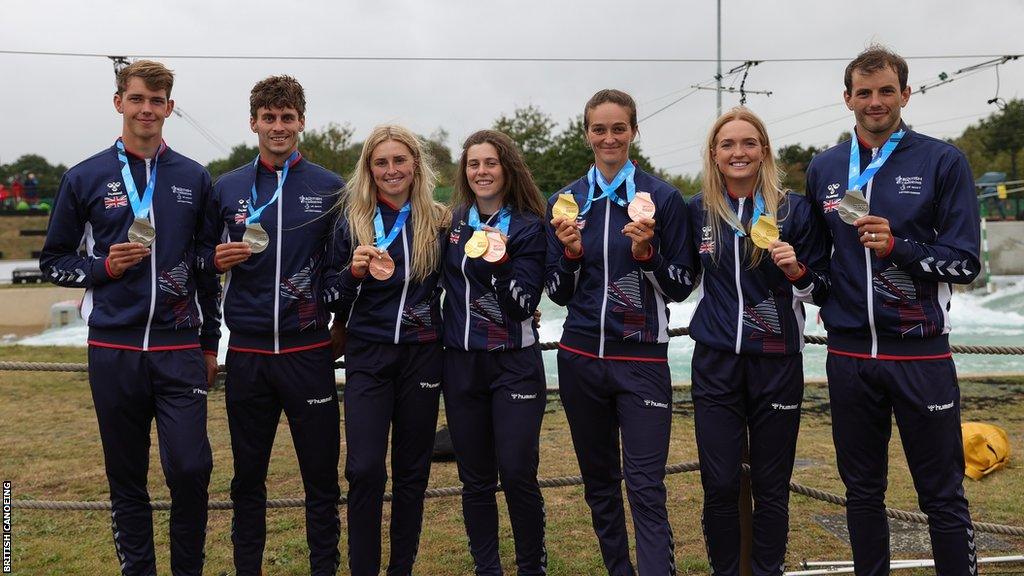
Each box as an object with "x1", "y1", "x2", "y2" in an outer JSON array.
[
  {"x1": 3, "y1": 329, "x2": 1024, "y2": 374},
  {"x1": 12, "y1": 460, "x2": 1024, "y2": 537}
]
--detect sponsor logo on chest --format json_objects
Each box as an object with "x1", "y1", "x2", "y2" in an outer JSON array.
[
  {"x1": 699, "y1": 225, "x2": 715, "y2": 255},
  {"x1": 171, "y1": 185, "x2": 193, "y2": 205},
  {"x1": 449, "y1": 220, "x2": 464, "y2": 244},
  {"x1": 103, "y1": 182, "x2": 128, "y2": 210},
  {"x1": 298, "y1": 194, "x2": 323, "y2": 213},
  {"x1": 234, "y1": 199, "x2": 249, "y2": 225},
  {"x1": 895, "y1": 175, "x2": 923, "y2": 195},
  {"x1": 822, "y1": 183, "x2": 842, "y2": 213}
]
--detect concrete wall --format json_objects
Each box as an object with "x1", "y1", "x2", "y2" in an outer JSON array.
[
  {"x1": 0, "y1": 286, "x2": 81, "y2": 329},
  {"x1": 984, "y1": 221, "x2": 1024, "y2": 275}
]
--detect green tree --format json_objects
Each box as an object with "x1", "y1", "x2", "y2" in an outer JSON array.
[
  {"x1": 777, "y1": 143, "x2": 823, "y2": 193},
  {"x1": 0, "y1": 154, "x2": 67, "y2": 198},
  {"x1": 980, "y1": 99, "x2": 1024, "y2": 180},
  {"x1": 422, "y1": 128, "x2": 455, "y2": 187},
  {"x1": 205, "y1": 144, "x2": 259, "y2": 180},
  {"x1": 300, "y1": 122, "x2": 359, "y2": 179}
]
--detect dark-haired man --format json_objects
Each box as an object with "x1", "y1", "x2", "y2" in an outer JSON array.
[
  {"x1": 41, "y1": 60, "x2": 219, "y2": 576},
  {"x1": 199, "y1": 75, "x2": 344, "y2": 576},
  {"x1": 806, "y1": 46, "x2": 980, "y2": 575}
]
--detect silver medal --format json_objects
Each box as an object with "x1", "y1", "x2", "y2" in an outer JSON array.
[
  {"x1": 127, "y1": 217, "x2": 156, "y2": 247},
  {"x1": 243, "y1": 223, "x2": 270, "y2": 253},
  {"x1": 838, "y1": 190, "x2": 870, "y2": 225}
]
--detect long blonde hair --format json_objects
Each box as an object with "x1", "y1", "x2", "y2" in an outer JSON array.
[
  {"x1": 343, "y1": 125, "x2": 445, "y2": 282},
  {"x1": 700, "y1": 107, "x2": 788, "y2": 268}
]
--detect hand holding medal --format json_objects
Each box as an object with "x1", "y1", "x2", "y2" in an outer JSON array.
[
  {"x1": 465, "y1": 205, "x2": 512, "y2": 263},
  {"x1": 550, "y1": 193, "x2": 582, "y2": 257},
  {"x1": 622, "y1": 192, "x2": 656, "y2": 259}
]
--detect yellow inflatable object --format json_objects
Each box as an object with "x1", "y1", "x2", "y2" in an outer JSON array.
[{"x1": 962, "y1": 422, "x2": 1011, "y2": 481}]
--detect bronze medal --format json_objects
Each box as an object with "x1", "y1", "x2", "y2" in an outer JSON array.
[
  {"x1": 127, "y1": 217, "x2": 156, "y2": 247},
  {"x1": 369, "y1": 252, "x2": 395, "y2": 281},
  {"x1": 627, "y1": 191, "x2": 656, "y2": 222},
  {"x1": 750, "y1": 215, "x2": 780, "y2": 249},
  {"x1": 464, "y1": 230, "x2": 490, "y2": 259},
  {"x1": 482, "y1": 232, "x2": 507, "y2": 263},
  {"x1": 838, "y1": 190, "x2": 869, "y2": 225},
  {"x1": 243, "y1": 223, "x2": 270, "y2": 254}
]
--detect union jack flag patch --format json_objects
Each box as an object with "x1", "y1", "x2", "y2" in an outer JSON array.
[
  {"x1": 234, "y1": 213, "x2": 247, "y2": 224},
  {"x1": 104, "y1": 195, "x2": 128, "y2": 210},
  {"x1": 822, "y1": 198, "x2": 841, "y2": 213},
  {"x1": 699, "y1": 240, "x2": 716, "y2": 254}
]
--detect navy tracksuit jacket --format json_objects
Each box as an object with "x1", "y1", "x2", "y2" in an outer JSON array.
[
  {"x1": 545, "y1": 165, "x2": 695, "y2": 576},
  {"x1": 323, "y1": 198, "x2": 443, "y2": 576},
  {"x1": 441, "y1": 204, "x2": 548, "y2": 575},
  {"x1": 40, "y1": 140, "x2": 219, "y2": 576},
  {"x1": 199, "y1": 153, "x2": 344, "y2": 576},
  {"x1": 806, "y1": 126, "x2": 980, "y2": 576},
  {"x1": 687, "y1": 191, "x2": 829, "y2": 576}
]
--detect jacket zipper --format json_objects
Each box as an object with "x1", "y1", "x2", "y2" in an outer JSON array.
[
  {"x1": 733, "y1": 197, "x2": 746, "y2": 354},
  {"x1": 864, "y1": 147, "x2": 878, "y2": 358},
  {"x1": 273, "y1": 170, "x2": 283, "y2": 353},
  {"x1": 598, "y1": 197, "x2": 611, "y2": 358},
  {"x1": 395, "y1": 227, "x2": 411, "y2": 344},
  {"x1": 142, "y1": 158, "x2": 157, "y2": 351}
]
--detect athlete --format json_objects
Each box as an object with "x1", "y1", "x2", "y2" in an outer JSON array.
[
  {"x1": 442, "y1": 130, "x2": 549, "y2": 575},
  {"x1": 688, "y1": 107, "x2": 829, "y2": 575},
  {"x1": 805, "y1": 45, "x2": 980, "y2": 576},
  {"x1": 546, "y1": 89, "x2": 695, "y2": 575},
  {"x1": 40, "y1": 60, "x2": 219, "y2": 576},
  {"x1": 198, "y1": 75, "x2": 344, "y2": 576},
  {"x1": 323, "y1": 125, "x2": 446, "y2": 576}
]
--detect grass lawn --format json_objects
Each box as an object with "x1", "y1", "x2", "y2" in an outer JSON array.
[{"x1": 1, "y1": 345, "x2": 1021, "y2": 575}]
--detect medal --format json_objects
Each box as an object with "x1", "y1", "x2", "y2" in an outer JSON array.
[
  {"x1": 552, "y1": 193, "x2": 580, "y2": 221},
  {"x1": 368, "y1": 251, "x2": 395, "y2": 281},
  {"x1": 127, "y1": 217, "x2": 156, "y2": 247},
  {"x1": 627, "y1": 191, "x2": 656, "y2": 222},
  {"x1": 243, "y1": 223, "x2": 270, "y2": 253},
  {"x1": 838, "y1": 190, "x2": 870, "y2": 225},
  {"x1": 464, "y1": 230, "x2": 490, "y2": 258},
  {"x1": 482, "y1": 232, "x2": 507, "y2": 263},
  {"x1": 750, "y1": 215, "x2": 779, "y2": 249}
]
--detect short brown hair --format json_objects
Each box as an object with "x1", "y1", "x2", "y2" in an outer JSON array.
[
  {"x1": 584, "y1": 89, "x2": 639, "y2": 131},
  {"x1": 116, "y1": 60, "x2": 174, "y2": 98},
  {"x1": 250, "y1": 75, "x2": 306, "y2": 119},
  {"x1": 845, "y1": 45, "x2": 909, "y2": 92}
]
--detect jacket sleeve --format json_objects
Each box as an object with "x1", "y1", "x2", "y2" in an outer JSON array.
[
  {"x1": 636, "y1": 189, "x2": 697, "y2": 303},
  {"x1": 39, "y1": 172, "x2": 117, "y2": 288},
  {"x1": 787, "y1": 195, "x2": 831, "y2": 305},
  {"x1": 322, "y1": 214, "x2": 363, "y2": 322},
  {"x1": 194, "y1": 170, "x2": 222, "y2": 353},
  {"x1": 489, "y1": 222, "x2": 546, "y2": 322},
  {"x1": 885, "y1": 152, "x2": 980, "y2": 284},
  {"x1": 543, "y1": 199, "x2": 583, "y2": 306}
]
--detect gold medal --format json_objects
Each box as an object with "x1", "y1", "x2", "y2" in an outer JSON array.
[
  {"x1": 838, "y1": 190, "x2": 869, "y2": 225},
  {"x1": 464, "y1": 230, "x2": 489, "y2": 258},
  {"x1": 368, "y1": 251, "x2": 395, "y2": 281},
  {"x1": 127, "y1": 217, "x2": 156, "y2": 247},
  {"x1": 482, "y1": 232, "x2": 507, "y2": 263},
  {"x1": 627, "y1": 191, "x2": 656, "y2": 222},
  {"x1": 242, "y1": 223, "x2": 270, "y2": 254},
  {"x1": 750, "y1": 215, "x2": 779, "y2": 249},
  {"x1": 552, "y1": 193, "x2": 579, "y2": 221}
]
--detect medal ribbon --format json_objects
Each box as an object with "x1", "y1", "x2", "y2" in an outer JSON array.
[
  {"x1": 581, "y1": 161, "x2": 636, "y2": 215},
  {"x1": 116, "y1": 138, "x2": 163, "y2": 220},
  {"x1": 246, "y1": 150, "x2": 299, "y2": 225},
  {"x1": 722, "y1": 188, "x2": 767, "y2": 237},
  {"x1": 467, "y1": 205, "x2": 511, "y2": 235},
  {"x1": 373, "y1": 201, "x2": 412, "y2": 250},
  {"x1": 848, "y1": 129, "x2": 905, "y2": 192}
]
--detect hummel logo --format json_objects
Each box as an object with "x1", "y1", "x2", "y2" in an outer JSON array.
[
  {"x1": 643, "y1": 399, "x2": 669, "y2": 409},
  {"x1": 511, "y1": 393, "x2": 537, "y2": 400},
  {"x1": 420, "y1": 382, "x2": 440, "y2": 389},
  {"x1": 307, "y1": 396, "x2": 333, "y2": 405},
  {"x1": 107, "y1": 181, "x2": 122, "y2": 193},
  {"x1": 192, "y1": 388, "x2": 208, "y2": 396},
  {"x1": 771, "y1": 403, "x2": 799, "y2": 410},
  {"x1": 927, "y1": 401, "x2": 954, "y2": 412}
]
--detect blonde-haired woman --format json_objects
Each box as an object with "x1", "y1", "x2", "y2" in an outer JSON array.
[
  {"x1": 323, "y1": 124, "x2": 446, "y2": 576},
  {"x1": 688, "y1": 107, "x2": 828, "y2": 576}
]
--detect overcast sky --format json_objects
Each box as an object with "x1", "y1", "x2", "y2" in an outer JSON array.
[{"x1": 3, "y1": 0, "x2": 1023, "y2": 178}]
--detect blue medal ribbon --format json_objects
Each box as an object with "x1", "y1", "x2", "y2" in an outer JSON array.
[
  {"x1": 246, "y1": 151, "x2": 299, "y2": 225},
  {"x1": 848, "y1": 129, "x2": 905, "y2": 192},
  {"x1": 580, "y1": 161, "x2": 636, "y2": 216},
  {"x1": 467, "y1": 204, "x2": 511, "y2": 235},
  {"x1": 374, "y1": 201, "x2": 412, "y2": 250},
  {"x1": 115, "y1": 139, "x2": 162, "y2": 220},
  {"x1": 723, "y1": 188, "x2": 766, "y2": 238}
]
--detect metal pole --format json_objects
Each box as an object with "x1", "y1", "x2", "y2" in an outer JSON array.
[
  {"x1": 981, "y1": 216, "x2": 993, "y2": 293},
  {"x1": 716, "y1": 0, "x2": 722, "y2": 117}
]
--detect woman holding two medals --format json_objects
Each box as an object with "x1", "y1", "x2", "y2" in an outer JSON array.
[
  {"x1": 323, "y1": 125, "x2": 446, "y2": 576},
  {"x1": 441, "y1": 130, "x2": 549, "y2": 575},
  {"x1": 687, "y1": 108, "x2": 829, "y2": 576},
  {"x1": 546, "y1": 89, "x2": 695, "y2": 575}
]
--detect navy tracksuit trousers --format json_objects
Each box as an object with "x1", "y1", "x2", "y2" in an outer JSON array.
[
  {"x1": 443, "y1": 345, "x2": 548, "y2": 576},
  {"x1": 87, "y1": 346, "x2": 213, "y2": 576},
  {"x1": 691, "y1": 344, "x2": 803, "y2": 576},
  {"x1": 557, "y1": 348, "x2": 676, "y2": 576},
  {"x1": 225, "y1": 346, "x2": 341, "y2": 576},
  {"x1": 343, "y1": 335, "x2": 443, "y2": 576},
  {"x1": 827, "y1": 354, "x2": 976, "y2": 576}
]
